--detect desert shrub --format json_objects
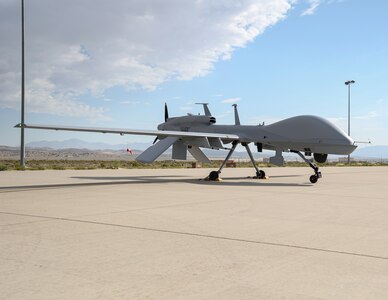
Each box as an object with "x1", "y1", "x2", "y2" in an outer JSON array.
[
  {"x1": 52, "y1": 165, "x2": 65, "y2": 170},
  {"x1": 129, "y1": 161, "x2": 140, "y2": 168},
  {"x1": 30, "y1": 166, "x2": 45, "y2": 170},
  {"x1": 111, "y1": 161, "x2": 120, "y2": 169}
]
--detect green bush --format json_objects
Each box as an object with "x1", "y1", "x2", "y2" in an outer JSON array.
[{"x1": 52, "y1": 165, "x2": 65, "y2": 170}]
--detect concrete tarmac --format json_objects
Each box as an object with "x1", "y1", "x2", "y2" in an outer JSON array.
[{"x1": 1, "y1": 167, "x2": 388, "y2": 299}]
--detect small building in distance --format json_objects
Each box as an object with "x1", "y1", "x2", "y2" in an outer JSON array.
[{"x1": 338, "y1": 157, "x2": 355, "y2": 163}]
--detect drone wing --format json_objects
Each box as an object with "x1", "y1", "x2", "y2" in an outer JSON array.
[
  {"x1": 15, "y1": 123, "x2": 239, "y2": 163},
  {"x1": 15, "y1": 123, "x2": 238, "y2": 140}
]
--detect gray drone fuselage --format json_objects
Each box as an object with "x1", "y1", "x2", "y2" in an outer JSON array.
[{"x1": 157, "y1": 114, "x2": 356, "y2": 156}]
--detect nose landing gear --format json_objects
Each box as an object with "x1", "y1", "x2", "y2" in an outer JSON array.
[
  {"x1": 256, "y1": 170, "x2": 266, "y2": 179},
  {"x1": 291, "y1": 150, "x2": 322, "y2": 184},
  {"x1": 309, "y1": 174, "x2": 319, "y2": 184}
]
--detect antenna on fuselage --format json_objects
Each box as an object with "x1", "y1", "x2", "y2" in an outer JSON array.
[
  {"x1": 232, "y1": 104, "x2": 240, "y2": 125},
  {"x1": 195, "y1": 103, "x2": 211, "y2": 116}
]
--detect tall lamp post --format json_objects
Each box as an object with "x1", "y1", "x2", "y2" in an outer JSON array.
[
  {"x1": 20, "y1": 0, "x2": 26, "y2": 168},
  {"x1": 345, "y1": 80, "x2": 355, "y2": 164}
]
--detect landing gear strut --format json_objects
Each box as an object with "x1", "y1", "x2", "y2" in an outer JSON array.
[
  {"x1": 207, "y1": 141, "x2": 266, "y2": 181},
  {"x1": 242, "y1": 142, "x2": 266, "y2": 179},
  {"x1": 206, "y1": 141, "x2": 238, "y2": 181},
  {"x1": 291, "y1": 150, "x2": 322, "y2": 183}
]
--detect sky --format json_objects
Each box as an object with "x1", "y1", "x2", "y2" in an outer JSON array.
[{"x1": 1, "y1": 0, "x2": 388, "y2": 147}]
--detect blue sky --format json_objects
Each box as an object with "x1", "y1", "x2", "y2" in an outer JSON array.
[{"x1": 1, "y1": 0, "x2": 388, "y2": 147}]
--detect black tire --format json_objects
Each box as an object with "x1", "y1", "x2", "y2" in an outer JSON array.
[
  {"x1": 309, "y1": 175, "x2": 318, "y2": 183},
  {"x1": 257, "y1": 170, "x2": 266, "y2": 179},
  {"x1": 208, "y1": 171, "x2": 219, "y2": 181}
]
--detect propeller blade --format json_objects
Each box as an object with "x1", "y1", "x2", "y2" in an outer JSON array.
[
  {"x1": 153, "y1": 137, "x2": 158, "y2": 144},
  {"x1": 164, "y1": 102, "x2": 169, "y2": 122}
]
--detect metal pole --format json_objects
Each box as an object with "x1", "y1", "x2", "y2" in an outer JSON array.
[
  {"x1": 347, "y1": 83, "x2": 350, "y2": 164},
  {"x1": 20, "y1": 0, "x2": 25, "y2": 168},
  {"x1": 345, "y1": 80, "x2": 355, "y2": 165}
]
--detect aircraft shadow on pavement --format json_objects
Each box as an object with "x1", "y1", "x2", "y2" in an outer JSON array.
[
  {"x1": 71, "y1": 175, "x2": 311, "y2": 187},
  {"x1": 0, "y1": 175, "x2": 311, "y2": 193},
  {"x1": 195, "y1": 178, "x2": 311, "y2": 187}
]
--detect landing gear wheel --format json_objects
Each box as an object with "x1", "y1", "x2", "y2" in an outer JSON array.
[
  {"x1": 309, "y1": 174, "x2": 318, "y2": 184},
  {"x1": 208, "y1": 171, "x2": 219, "y2": 181},
  {"x1": 256, "y1": 170, "x2": 266, "y2": 179}
]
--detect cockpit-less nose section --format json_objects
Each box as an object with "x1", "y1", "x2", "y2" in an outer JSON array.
[{"x1": 16, "y1": 103, "x2": 357, "y2": 183}]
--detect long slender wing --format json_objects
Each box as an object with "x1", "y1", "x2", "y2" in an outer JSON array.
[{"x1": 15, "y1": 123, "x2": 239, "y2": 140}]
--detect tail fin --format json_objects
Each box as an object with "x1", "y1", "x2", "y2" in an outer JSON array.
[
  {"x1": 195, "y1": 103, "x2": 211, "y2": 116},
  {"x1": 232, "y1": 104, "x2": 240, "y2": 125}
]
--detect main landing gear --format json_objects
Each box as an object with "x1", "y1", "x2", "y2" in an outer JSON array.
[
  {"x1": 206, "y1": 141, "x2": 266, "y2": 181},
  {"x1": 243, "y1": 142, "x2": 266, "y2": 179},
  {"x1": 291, "y1": 150, "x2": 322, "y2": 183}
]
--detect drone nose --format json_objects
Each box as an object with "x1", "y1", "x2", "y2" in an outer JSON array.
[
  {"x1": 345, "y1": 135, "x2": 354, "y2": 145},
  {"x1": 342, "y1": 134, "x2": 358, "y2": 153}
]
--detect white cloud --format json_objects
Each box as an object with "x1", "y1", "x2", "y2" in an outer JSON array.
[
  {"x1": 301, "y1": 0, "x2": 321, "y2": 16},
  {"x1": 215, "y1": 110, "x2": 234, "y2": 119},
  {"x1": 354, "y1": 111, "x2": 381, "y2": 120},
  {"x1": 0, "y1": 0, "x2": 293, "y2": 118},
  {"x1": 221, "y1": 97, "x2": 241, "y2": 104},
  {"x1": 120, "y1": 100, "x2": 141, "y2": 105},
  {"x1": 300, "y1": 0, "x2": 340, "y2": 16},
  {"x1": 179, "y1": 106, "x2": 194, "y2": 112}
]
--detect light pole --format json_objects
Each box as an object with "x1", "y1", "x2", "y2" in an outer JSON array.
[
  {"x1": 20, "y1": 0, "x2": 26, "y2": 168},
  {"x1": 345, "y1": 80, "x2": 355, "y2": 164}
]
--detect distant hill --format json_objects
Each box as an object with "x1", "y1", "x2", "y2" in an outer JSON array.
[
  {"x1": 10, "y1": 139, "x2": 388, "y2": 160},
  {"x1": 353, "y1": 145, "x2": 388, "y2": 159},
  {"x1": 22, "y1": 139, "x2": 267, "y2": 159},
  {"x1": 26, "y1": 139, "x2": 152, "y2": 151}
]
